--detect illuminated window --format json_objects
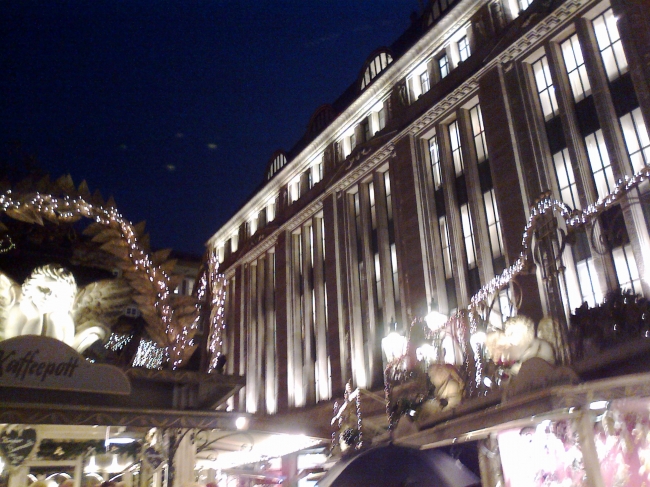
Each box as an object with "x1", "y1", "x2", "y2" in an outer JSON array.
[
  {"x1": 553, "y1": 149, "x2": 580, "y2": 209},
  {"x1": 439, "y1": 216, "x2": 453, "y2": 279},
  {"x1": 420, "y1": 70, "x2": 430, "y2": 94},
  {"x1": 483, "y1": 189, "x2": 504, "y2": 260},
  {"x1": 592, "y1": 9, "x2": 628, "y2": 82},
  {"x1": 619, "y1": 107, "x2": 650, "y2": 173},
  {"x1": 449, "y1": 120, "x2": 464, "y2": 176},
  {"x1": 429, "y1": 133, "x2": 443, "y2": 190},
  {"x1": 561, "y1": 34, "x2": 591, "y2": 102},
  {"x1": 267, "y1": 199, "x2": 276, "y2": 222},
  {"x1": 585, "y1": 129, "x2": 615, "y2": 199},
  {"x1": 460, "y1": 203, "x2": 477, "y2": 269},
  {"x1": 289, "y1": 177, "x2": 301, "y2": 203},
  {"x1": 613, "y1": 244, "x2": 641, "y2": 295},
  {"x1": 439, "y1": 53, "x2": 450, "y2": 79},
  {"x1": 469, "y1": 104, "x2": 487, "y2": 163},
  {"x1": 378, "y1": 105, "x2": 387, "y2": 131},
  {"x1": 518, "y1": 0, "x2": 532, "y2": 12},
  {"x1": 458, "y1": 36, "x2": 470, "y2": 62},
  {"x1": 532, "y1": 55, "x2": 559, "y2": 120}
]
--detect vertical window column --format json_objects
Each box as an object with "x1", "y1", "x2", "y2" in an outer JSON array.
[
  {"x1": 311, "y1": 215, "x2": 330, "y2": 402},
  {"x1": 289, "y1": 231, "x2": 304, "y2": 406},
  {"x1": 264, "y1": 250, "x2": 277, "y2": 414}
]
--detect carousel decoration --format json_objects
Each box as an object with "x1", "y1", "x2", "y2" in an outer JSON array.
[
  {"x1": 0, "y1": 175, "x2": 225, "y2": 370},
  {"x1": 383, "y1": 164, "x2": 650, "y2": 431}
]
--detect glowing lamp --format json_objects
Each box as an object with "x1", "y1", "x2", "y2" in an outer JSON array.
[
  {"x1": 424, "y1": 311, "x2": 448, "y2": 332},
  {"x1": 382, "y1": 331, "x2": 407, "y2": 362}
]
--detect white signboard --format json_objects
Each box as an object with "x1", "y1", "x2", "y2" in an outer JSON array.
[{"x1": 0, "y1": 335, "x2": 131, "y2": 395}]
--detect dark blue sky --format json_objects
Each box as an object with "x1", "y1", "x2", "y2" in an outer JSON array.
[{"x1": 1, "y1": 1, "x2": 418, "y2": 256}]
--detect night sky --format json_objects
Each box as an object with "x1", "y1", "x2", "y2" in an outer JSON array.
[{"x1": 1, "y1": 1, "x2": 419, "y2": 256}]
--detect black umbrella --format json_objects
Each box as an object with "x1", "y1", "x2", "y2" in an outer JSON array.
[{"x1": 317, "y1": 444, "x2": 481, "y2": 487}]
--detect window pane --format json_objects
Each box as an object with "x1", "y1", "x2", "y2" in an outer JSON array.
[
  {"x1": 561, "y1": 34, "x2": 591, "y2": 102},
  {"x1": 592, "y1": 9, "x2": 628, "y2": 81},
  {"x1": 532, "y1": 56, "x2": 559, "y2": 120},
  {"x1": 460, "y1": 203, "x2": 477, "y2": 269},
  {"x1": 449, "y1": 120, "x2": 464, "y2": 176},
  {"x1": 429, "y1": 134, "x2": 443, "y2": 190},
  {"x1": 470, "y1": 104, "x2": 488, "y2": 163},
  {"x1": 612, "y1": 244, "x2": 641, "y2": 295},
  {"x1": 620, "y1": 108, "x2": 650, "y2": 173},
  {"x1": 585, "y1": 130, "x2": 615, "y2": 199},
  {"x1": 553, "y1": 148, "x2": 580, "y2": 209}
]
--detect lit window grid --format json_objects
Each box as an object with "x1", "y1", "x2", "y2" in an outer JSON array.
[
  {"x1": 612, "y1": 244, "x2": 642, "y2": 295},
  {"x1": 420, "y1": 70, "x2": 431, "y2": 94},
  {"x1": 585, "y1": 130, "x2": 616, "y2": 199},
  {"x1": 458, "y1": 36, "x2": 470, "y2": 62},
  {"x1": 439, "y1": 54, "x2": 450, "y2": 79},
  {"x1": 532, "y1": 56, "x2": 559, "y2": 120},
  {"x1": 561, "y1": 34, "x2": 592, "y2": 102},
  {"x1": 592, "y1": 9, "x2": 628, "y2": 82},
  {"x1": 460, "y1": 203, "x2": 478, "y2": 269},
  {"x1": 470, "y1": 104, "x2": 488, "y2": 163},
  {"x1": 553, "y1": 149, "x2": 581, "y2": 209},
  {"x1": 439, "y1": 216, "x2": 453, "y2": 279},
  {"x1": 429, "y1": 135, "x2": 443, "y2": 190},
  {"x1": 620, "y1": 108, "x2": 650, "y2": 173},
  {"x1": 483, "y1": 189, "x2": 504, "y2": 260},
  {"x1": 449, "y1": 120, "x2": 464, "y2": 176}
]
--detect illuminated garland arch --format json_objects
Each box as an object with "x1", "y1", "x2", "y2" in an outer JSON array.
[
  {"x1": 0, "y1": 176, "x2": 205, "y2": 369},
  {"x1": 469, "y1": 166, "x2": 650, "y2": 313}
]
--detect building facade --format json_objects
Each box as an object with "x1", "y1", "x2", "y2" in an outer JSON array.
[{"x1": 208, "y1": 0, "x2": 650, "y2": 418}]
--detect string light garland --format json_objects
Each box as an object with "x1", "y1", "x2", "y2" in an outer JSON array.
[{"x1": 203, "y1": 250, "x2": 227, "y2": 373}]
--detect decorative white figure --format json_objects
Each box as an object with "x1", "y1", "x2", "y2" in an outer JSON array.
[
  {"x1": 0, "y1": 264, "x2": 133, "y2": 352},
  {"x1": 485, "y1": 315, "x2": 556, "y2": 375},
  {"x1": 4, "y1": 265, "x2": 77, "y2": 343}
]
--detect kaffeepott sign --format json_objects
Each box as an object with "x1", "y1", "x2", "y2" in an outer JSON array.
[{"x1": 0, "y1": 335, "x2": 130, "y2": 395}]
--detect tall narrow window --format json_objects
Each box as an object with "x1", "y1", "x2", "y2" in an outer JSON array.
[
  {"x1": 384, "y1": 172, "x2": 400, "y2": 312},
  {"x1": 458, "y1": 36, "x2": 470, "y2": 62},
  {"x1": 469, "y1": 104, "x2": 488, "y2": 163},
  {"x1": 532, "y1": 55, "x2": 559, "y2": 120},
  {"x1": 612, "y1": 244, "x2": 641, "y2": 295},
  {"x1": 483, "y1": 188, "x2": 504, "y2": 261},
  {"x1": 619, "y1": 107, "x2": 650, "y2": 173},
  {"x1": 449, "y1": 120, "x2": 464, "y2": 176},
  {"x1": 460, "y1": 204, "x2": 477, "y2": 269},
  {"x1": 553, "y1": 149, "x2": 581, "y2": 209},
  {"x1": 439, "y1": 53, "x2": 450, "y2": 79},
  {"x1": 561, "y1": 34, "x2": 591, "y2": 102},
  {"x1": 585, "y1": 129, "x2": 615, "y2": 199},
  {"x1": 439, "y1": 216, "x2": 453, "y2": 279},
  {"x1": 429, "y1": 133, "x2": 443, "y2": 190},
  {"x1": 592, "y1": 8, "x2": 628, "y2": 82}
]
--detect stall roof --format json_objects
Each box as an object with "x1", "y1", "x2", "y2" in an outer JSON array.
[{"x1": 395, "y1": 371, "x2": 650, "y2": 451}]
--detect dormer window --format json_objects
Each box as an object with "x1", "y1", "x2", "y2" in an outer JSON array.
[
  {"x1": 360, "y1": 50, "x2": 393, "y2": 90},
  {"x1": 267, "y1": 152, "x2": 287, "y2": 181}
]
